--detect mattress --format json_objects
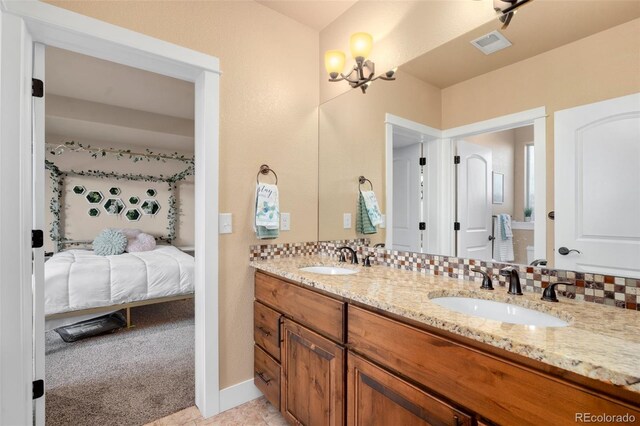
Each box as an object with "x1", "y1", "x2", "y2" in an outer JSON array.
[{"x1": 45, "y1": 245, "x2": 194, "y2": 316}]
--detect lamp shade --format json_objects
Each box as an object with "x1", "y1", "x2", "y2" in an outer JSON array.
[
  {"x1": 324, "y1": 50, "x2": 346, "y2": 76},
  {"x1": 350, "y1": 32, "x2": 373, "y2": 59}
]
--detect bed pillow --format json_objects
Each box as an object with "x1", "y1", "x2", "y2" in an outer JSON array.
[
  {"x1": 126, "y1": 232, "x2": 156, "y2": 253},
  {"x1": 93, "y1": 229, "x2": 128, "y2": 256},
  {"x1": 119, "y1": 228, "x2": 142, "y2": 239}
]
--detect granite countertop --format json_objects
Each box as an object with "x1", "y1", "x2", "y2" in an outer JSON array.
[{"x1": 250, "y1": 255, "x2": 640, "y2": 394}]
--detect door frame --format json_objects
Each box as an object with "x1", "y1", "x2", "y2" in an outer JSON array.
[
  {"x1": 442, "y1": 107, "x2": 547, "y2": 261},
  {"x1": 384, "y1": 114, "x2": 441, "y2": 250},
  {"x1": 0, "y1": 2, "x2": 221, "y2": 424}
]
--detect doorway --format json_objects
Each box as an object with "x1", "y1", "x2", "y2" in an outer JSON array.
[
  {"x1": 0, "y1": 3, "x2": 220, "y2": 424},
  {"x1": 442, "y1": 107, "x2": 547, "y2": 263},
  {"x1": 455, "y1": 125, "x2": 536, "y2": 264}
]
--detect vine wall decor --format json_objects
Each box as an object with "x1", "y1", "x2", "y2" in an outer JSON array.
[{"x1": 45, "y1": 142, "x2": 194, "y2": 252}]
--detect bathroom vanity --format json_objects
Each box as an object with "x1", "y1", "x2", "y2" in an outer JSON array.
[{"x1": 251, "y1": 257, "x2": 640, "y2": 426}]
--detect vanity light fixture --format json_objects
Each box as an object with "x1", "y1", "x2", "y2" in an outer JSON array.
[
  {"x1": 324, "y1": 32, "x2": 396, "y2": 94},
  {"x1": 493, "y1": 0, "x2": 531, "y2": 29}
]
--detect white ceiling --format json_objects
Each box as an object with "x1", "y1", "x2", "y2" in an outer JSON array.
[
  {"x1": 45, "y1": 47, "x2": 194, "y2": 152},
  {"x1": 256, "y1": 0, "x2": 358, "y2": 30}
]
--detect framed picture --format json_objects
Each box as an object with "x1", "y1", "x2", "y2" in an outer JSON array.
[{"x1": 492, "y1": 172, "x2": 504, "y2": 204}]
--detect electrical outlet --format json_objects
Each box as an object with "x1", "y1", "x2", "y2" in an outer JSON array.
[
  {"x1": 219, "y1": 213, "x2": 232, "y2": 234},
  {"x1": 343, "y1": 213, "x2": 352, "y2": 229},
  {"x1": 379, "y1": 214, "x2": 386, "y2": 229},
  {"x1": 281, "y1": 213, "x2": 290, "y2": 231}
]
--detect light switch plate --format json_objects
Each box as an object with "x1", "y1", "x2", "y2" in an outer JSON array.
[
  {"x1": 219, "y1": 213, "x2": 232, "y2": 234},
  {"x1": 343, "y1": 213, "x2": 352, "y2": 229},
  {"x1": 379, "y1": 214, "x2": 386, "y2": 229},
  {"x1": 281, "y1": 213, "x2": 290, "y2": 231}
]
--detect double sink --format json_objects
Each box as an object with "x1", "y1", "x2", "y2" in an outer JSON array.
[{"x1": 298, "y1": 265, "x2": 569, "y2": 328}]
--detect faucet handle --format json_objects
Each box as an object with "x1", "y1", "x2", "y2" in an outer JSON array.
[
  {"x1": 363, "y1": 254, "x2": 375, "y2": 267},
  {"x1": 541, "y1": 282, "x2": 576, "y2": 302},
  {"x1": 499, "y1": 266, "x2": 516, "y2": 276},
  {"x1": 471, "y1": 269, "x2": 494, "y2": 290}
]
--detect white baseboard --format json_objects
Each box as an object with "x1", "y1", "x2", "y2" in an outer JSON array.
[{"x1": 219, "y1": 378, "x2": 263, "y2": 412}]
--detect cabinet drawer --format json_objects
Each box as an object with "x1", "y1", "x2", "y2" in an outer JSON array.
[
  {"x1": 255, "y1": 271, "x2": 345, "y2": 342},
  {"x1": 348, "y1": 306, "x2": 640, "y2": 426},
  {"x1": 254, "y1": 301, "x2": 281, "y2": 361},
  {"x1": 254, "y1": 345, "x2": 280, "y2": 410},
  {"x1": 347, "y1": 352, "x2": 472, "y2": 426}
]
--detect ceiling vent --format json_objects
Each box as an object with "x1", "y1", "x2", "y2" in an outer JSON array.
[{"x1": 470, "y1": 30, "x2": 512, "y2": 55}]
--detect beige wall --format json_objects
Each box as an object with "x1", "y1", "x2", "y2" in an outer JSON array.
[
  {"x1": 465, "y1": 129, "x2": 515, "y2": 217},
  {"x1": 442, "y1": 18, "x2": 640, "y2": 264},
  {"x1": 319, "y1": 0, "x2": 495, "y2": 103},
  {"x1": 44, "y1": 139, "x2": 195, "y2": 252},
  {"x1": 318, "y1": 70, "x2": 441, "y2": 242},
  {"x1": 46, "y1": 0, "x2": 319, "y2": 389}
]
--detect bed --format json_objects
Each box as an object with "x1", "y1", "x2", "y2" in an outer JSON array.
[{"x1": 45, "y1": 245, "x2": 194, "y2": 330}]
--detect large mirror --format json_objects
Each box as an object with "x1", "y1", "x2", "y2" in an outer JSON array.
[{"x1": 318, "y1": 1, "x2": 640, "y2": 277}]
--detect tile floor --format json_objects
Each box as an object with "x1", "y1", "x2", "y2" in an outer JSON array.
[{"x1": 145, "y1": 397, "x2": 287, "y2": 426}]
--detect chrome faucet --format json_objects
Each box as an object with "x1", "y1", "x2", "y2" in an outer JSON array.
[
  {"x1": 336, "y1": 246, "x2": 358, "y2": 264},
  {"x1": 499, "y1": 267, "x2": 523, "y2": 295}
]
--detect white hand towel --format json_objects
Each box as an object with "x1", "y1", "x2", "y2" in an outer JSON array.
[
  {"x1": 255, "y1": 183, "x2": 279, "y2": 230},
  {"x1": 499, "y1": 214, "x2": 513, "y2": 239},
  {"x1": 361, "y1": 190, "x2": 383, "y2": 227},
  {"x1": 495, "y1": 215, "x2": 514, "y2": 262}
]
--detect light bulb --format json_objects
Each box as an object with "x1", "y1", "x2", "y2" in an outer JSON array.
[
  {"x1": 350, "y1": 32, "x2": 373, "y2": 60},
  {"x1": 324, "y1": 50, "x2": 346, "y2": 78}
]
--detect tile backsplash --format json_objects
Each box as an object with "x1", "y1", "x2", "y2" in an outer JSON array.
[{"x1": 249, "y1": 240, "x2": 639, "y2": 311}]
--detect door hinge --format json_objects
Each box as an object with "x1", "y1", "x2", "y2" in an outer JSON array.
[
  {"x1": 419, "y1": 222, "x2": 426, "y2": 230},
  {"x1": 419, "y1": 157, "x2": 426, "y2": 166},
  {"x1": 33, "y1": 379, "x2": 44, "y2": 399},
  {"x1": 454, "y1": 222, "x2": 461, "y2": 231},
  {"x1": 32, "y1": 230, "x2": 44, "y2": 248},
  {"x1": 32, "y1": 79, "x2": 44, "y2": 98},
  {"x1": 454, "y1": 155, "x2": 460, "y2": 164}
]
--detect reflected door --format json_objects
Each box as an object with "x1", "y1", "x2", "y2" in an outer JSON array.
[
  {"x1": 393, "y1": 143, "x2": 423, "y2": 252},
  {"x1": 555, "y1": 93, "x2": 640, "y2": 277},
  {"x1": 457, "y1": 140, "x2": 493, "y2": 261}
]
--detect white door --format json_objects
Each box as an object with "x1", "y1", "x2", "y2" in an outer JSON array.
[
  {"x1": 32, "y1": 43, "x2": 46, "y2": 425},
  {"x1": 457, "y1": 140, "x2": 493, "y2": 261},
  {"x1": 555, "y1": 93, "x2": 640, "y2": 277},
  {"x1": 392, "y1": 143, "x2": 423, "y2": 252}
]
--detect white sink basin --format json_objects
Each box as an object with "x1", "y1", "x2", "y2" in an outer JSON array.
[
  {"x1": 299, "y1": 266, "x2": 358, "y2": 275},
  {"x1": 430, "y1": 297, "x2": 568, "y2": 327}
]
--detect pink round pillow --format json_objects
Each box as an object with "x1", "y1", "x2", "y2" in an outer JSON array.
[{"x1": 126, "y1": 232, "x2": 156, "y2": 253}]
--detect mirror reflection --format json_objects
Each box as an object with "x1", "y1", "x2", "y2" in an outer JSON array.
[{"x1": 318, "y1": 1, "x2": 640, "y2": 277}]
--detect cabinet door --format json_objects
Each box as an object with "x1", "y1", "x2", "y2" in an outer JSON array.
[
  {"x1": 347, "y1": 352, "x2": 472, "y2": 426},
  {"x1": 281, "y1": 319, "x2": 344, "y2": 426}
]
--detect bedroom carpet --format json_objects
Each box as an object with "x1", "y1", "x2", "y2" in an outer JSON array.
[{"x1": 45, "y1": 299, "x2": 195, "y2": 426}]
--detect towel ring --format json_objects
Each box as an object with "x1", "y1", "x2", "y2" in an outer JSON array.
[
  {"x1": 257, "y1": 164, "x2": 278, "y2": 185},
  {"x1": 358, "y1": 176, "x2": 373, "y2": 190}
]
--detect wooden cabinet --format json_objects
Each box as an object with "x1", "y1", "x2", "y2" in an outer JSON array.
[
  {"x1": 347, "y1": 353, "x2": 471, "y2": 426},
  {"x1": 348, "y1": 305, "x2": 640, "y2": 426},
  {"x1": 255, "y1": 271, "x2": 346, "y2": 425},
  {"x1": 254, "y1": 270, "x2": 639, "y2": 426},
  {"x1": 281, "y1": 319, "x2": 345, "y2": 426}
]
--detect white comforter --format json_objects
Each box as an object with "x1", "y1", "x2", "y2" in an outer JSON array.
[{"x1": 45, "y1": 245, "x2": 194, "y2": 316}]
